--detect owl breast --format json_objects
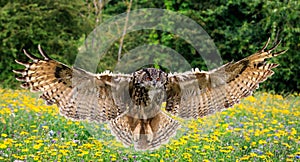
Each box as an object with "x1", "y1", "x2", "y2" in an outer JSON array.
[{"x1": 128, "y1": 68, "x2": 167, "y2": 119}]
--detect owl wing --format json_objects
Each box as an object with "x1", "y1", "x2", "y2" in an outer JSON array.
[
  {"x1": 13, "y1": 45, "x2": 132, "y2": 122},
  {"x1": 165, "y1": 38, "x2": 287, "y2": 119}
]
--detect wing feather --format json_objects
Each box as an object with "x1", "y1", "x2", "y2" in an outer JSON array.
[
  {"x1": 166, "y1": 39, "x2": 287, "y2": 118},
  {"x1": 109, "y1": 111, "x2": 180, "y2": 150},
  {"x1": 14, "y1": 47, "x2": 132, "y2": 122}
]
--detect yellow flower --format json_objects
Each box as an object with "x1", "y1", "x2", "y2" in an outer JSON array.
[
  {"x1": 198, "y1": 152, "x2": 206, "y2": 156},
  {"x1": 245, "y1": 136, "x2": 251, "y2": 142},
  {"x1": 51, "y1": 152, "x2": 57, "y2": 156},
  {"x1": 3, "y1": 138, "x2": 14, "y2": 145},
  {"x1": 150, "y1": 153, "x2": 160, "y2": 158},
  {"x1": 81, "y1": 151, "x2": 89, "y2": 155},
  {"x1": 24, "y1": 139, "x2": 31, "y2": 143},
  {"x1": 0, "y1": 144, "x2": 7, "y2": 149},
  {"x1": 42, "y1": 126, "x2": 49, "y2": 130},
  {"x1": 227, "y1": 146, "x2": 234, "y2": 150},
  {"x1": 182, "y1": 152, "x2": 192, "y2": 159},
  {"x1": 250, "y1": 152, "x2": 257, "y2": 157},
  {"x1": 33, "y1": 144, "x2": 43, "y2": 150},
  {"x1": 203, "y1": 145, "x2": 211, "y2": 150},
  {"x1": 290, "y1": 128, "x2": 297, "y2": 136},
  {"x1": 33, "y1": 156, "x2": 40, "y2": 161},
  {"x1": 234, "y1": 128, "x2": 242, "y2": 131},
  {"x1": 258, "y1": 155, "x2": 266, "y2": 159},
  {"x1": 266, "y1": 151, "x2": 274, "y2": 157},
  {"x1": 0, "y1": 108, "x2": 11, "y2": 115},
  {"x1": 77, "y1": 153, "x2": 84, "y2": 157},
  {"x1": 59, "y1": 149, "x2": 69, "y2": 156},
  {"x1": 84, "y1": 143, "x2": 95, "y2": 147},
  {"x1": 220, "y1": 149, "x2": 231, "y2": 153},
  {"x1": 1, "y1": 133, "x2": 8, "y2": 138},
  {"x1": 21, "y1": 148, "x2": 29, "y2": 152},
  {"x1": 20, "y1": 131, "x2": 29, "y2": 136},
  {"x1": 246, "y1": 96, "x2": 256, "y2": 102},
  {"x1": 35, "y1": 140, "x2": 43, "y2": 143},
  {"x1": 95, "y1": 152, "x2": 102, "y2": 157},
  {"x1": 258, "y1": 140, "x2": 267, "y2": 145},
  {"x1": 240, "y1": 155, "x2": 250, "y2": 161},
  {"x1": 191, "y1": 145, "x2": 199, "y2": 149},
  {"x1": 282, "y1": 143, "x2": 291, "y2": 149}
]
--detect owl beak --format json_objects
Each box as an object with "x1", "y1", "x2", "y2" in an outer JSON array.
[{"x1": 152, "y1": 80, "x2": 157, "y2": 86}]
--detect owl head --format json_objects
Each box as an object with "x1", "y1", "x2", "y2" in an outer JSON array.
[{"x1": 133, "y1": 68, "x2": 168, "y2": 89}]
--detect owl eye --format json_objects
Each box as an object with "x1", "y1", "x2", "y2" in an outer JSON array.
[
  {"x1": 156, "y1": 77, "x2": 160, "y2": 81},
  {"x1": 146, "y1": 77, "x2": 151, "y2": 81}
]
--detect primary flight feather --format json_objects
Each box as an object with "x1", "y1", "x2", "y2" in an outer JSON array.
[{"x1": 14, "y1": 38, "x2": 287, "y2": 150}]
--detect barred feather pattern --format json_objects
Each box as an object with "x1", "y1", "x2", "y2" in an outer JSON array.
[
  {"x1": 13, "y1": 45, "x2": 131, "y2": 122},
  {"x1": 109, "y1": 111, "x2": 180, "y2": 150},
  {"x1": 165, "y1": 38, "x2": 287, "y2": 119},
  {"x1": 14, "y1": 39, "x2": 286, "y2": 151}
]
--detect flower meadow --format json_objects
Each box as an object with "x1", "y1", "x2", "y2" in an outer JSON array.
[{"x1": 0, "y1": 88, "x2": 299, "y2": 161}]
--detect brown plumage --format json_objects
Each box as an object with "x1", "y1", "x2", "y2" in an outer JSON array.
[{"x1": 14, "y1": 38, "x2": 287, "y2": 150}]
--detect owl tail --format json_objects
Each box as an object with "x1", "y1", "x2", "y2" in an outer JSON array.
[{"x1": 109, "y1": 111, "x2": 180, "y2": 151}]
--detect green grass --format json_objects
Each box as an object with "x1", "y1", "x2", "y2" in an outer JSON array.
[{"x1": 0, "y1": 89, "x2": 299, "y2": 161}]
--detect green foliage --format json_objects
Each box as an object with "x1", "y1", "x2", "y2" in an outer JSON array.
[
  {"x1": 195, "y1": 0, "x2": 299, "y2": 93},
  {"x1": 130, "y1": 0, "x2": 299, "y2": 92},
  {"x1": 0, "y1": 0, "x2": 93, "y2": 88},
  {"x1": 148, "y1": 0, "x2": 299, "y2": 92},
  {"x1": 0, "y1": 0, "x2": 299, "y2": 92}
]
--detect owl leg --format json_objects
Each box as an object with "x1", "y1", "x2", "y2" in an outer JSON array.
[
  {"x1": 144, "y1": 120, "x2": 153, "y2": 142},
  {"x1": 133, "y1": 121, "x2": 141, "y2": 142}
]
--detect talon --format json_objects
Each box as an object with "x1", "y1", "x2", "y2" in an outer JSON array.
[
  {"x1": 133, "y1": 122, "x2": 142, "y2": 142},
  {"x1": 145, "y1": 122, "x2": 153, "y2": 142}
]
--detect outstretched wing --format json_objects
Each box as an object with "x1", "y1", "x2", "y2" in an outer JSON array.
[
  {"x1": 13, "y1": 45, "x2": 132, "y2": 122},
  {"x1": 166, "y1": 38, "x2": 287, "y2": 119}
]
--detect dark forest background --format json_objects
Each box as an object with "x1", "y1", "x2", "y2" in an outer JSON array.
[{"x1": 0, "y1": 0, "x2": 299, "y2": 93}]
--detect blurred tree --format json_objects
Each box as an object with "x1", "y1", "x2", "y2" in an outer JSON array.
[
  {"x1": 99, "y1": 0, "x2": 299, "y2": 92},
  {"x1": 1, "y1": 0, "x2": 299, "y2": 93},
  {"x1": 0, "y1": 0, "x2": 93, "y2": 88}
]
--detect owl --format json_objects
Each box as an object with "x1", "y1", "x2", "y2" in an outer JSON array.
[{"x1": 14, "y1": 38, "x2": 287, "y2": 150}]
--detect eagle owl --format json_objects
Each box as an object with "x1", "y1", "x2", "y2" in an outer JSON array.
[{"x1": 14, "y1": 38, "x2": 287, "y2": 150}]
